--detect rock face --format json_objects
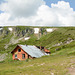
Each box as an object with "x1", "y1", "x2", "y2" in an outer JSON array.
[
  {"x1": 53, "y1": 38, "x2": 74, "y2": 47},
  {"x1": 0, "y1": 27, "x2": 55, "y2": 38},
  {"x1": 0, "y1": 27, "x2": 10, "y2": 35},
  {"x1": 13, "y1": 27, "x2": 34, "y2": 37},
  {"x1": 0, "y1": 27, "x2": 34, "y2": 37},
  {"x1": 0, "y1": 26, "x2": 56, "y2": 49}
]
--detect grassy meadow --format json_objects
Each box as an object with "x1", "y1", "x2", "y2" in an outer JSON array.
[
  {"x1": 0, "y1": 27, "x2": 75, "y2": 75},
  {"x1": 0, "y1": 53, "x2": 75, "y2": 75}
]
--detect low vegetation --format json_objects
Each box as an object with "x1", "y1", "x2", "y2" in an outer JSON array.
[{"x1": 0, "y1": 27, "x2": 75, "y2": 75}]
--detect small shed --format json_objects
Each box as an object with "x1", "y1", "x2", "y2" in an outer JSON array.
[
  {"x1": 11, "y1": 45, "x2": 46, "y2": 60},
  {"x1": 36, "y1": 46, "x2": 51, "y2": 54}
]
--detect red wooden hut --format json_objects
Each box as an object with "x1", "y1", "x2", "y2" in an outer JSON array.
[{"x1": 11, "y1": 45, "x2": 46, "y2": 60}]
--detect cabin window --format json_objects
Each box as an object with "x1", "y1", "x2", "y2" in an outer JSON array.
[
  {"x1": 18, "y1": 49, "x2": 21, "y2": 52},
  {"x1": 15, "y1": 54, "x2": 17, "y2": 58},
  {"x1": 22, "y1": 54, "x2": 25, "y2": 59}
]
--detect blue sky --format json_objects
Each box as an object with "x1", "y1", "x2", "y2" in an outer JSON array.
[
  {"x1": 44, "y1": 0, "x2": 75, "y2": 10},
  {"x1": 0, "y1": 0, "x2": 5, "y2": 4},
  {"x1": 0, "y1": 0, "x2": 75, "y2": 13},
  {"x1": 0, "y1": 0, "x2": 6, "y2": 13}
]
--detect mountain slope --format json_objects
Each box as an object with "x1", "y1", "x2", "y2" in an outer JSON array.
[
  {"x1": 0, "y1": 27, "x2": 75, "y2": 53},
  {"x1": 0, "y1": 27, "x2": 75, "y2": 75}
]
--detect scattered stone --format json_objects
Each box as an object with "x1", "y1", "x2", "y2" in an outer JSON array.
[
  {"x1": 52, "y1": 38, "x2": 74, "y2": 48},
  {"x1": 51, "y1": 72, "x2": 54, "y2": 75},
  {"x1": 55, "y1": 48, "x2": 61, "y2": 51},
  {"x1": 0, "y1": 53, "x2": 7, "y2": 61}
]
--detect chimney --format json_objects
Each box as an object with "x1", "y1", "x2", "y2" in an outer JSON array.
[
  {"x1": 40, "y1": 46, "x2": 42, "y2": 50},
  {"x1": 44, "y1": 47, "x2": 46, "y2": 51}
]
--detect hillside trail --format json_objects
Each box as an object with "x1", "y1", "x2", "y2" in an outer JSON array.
[{"x1": 68, "y1": 68, "x2": 75, "y2": 75}]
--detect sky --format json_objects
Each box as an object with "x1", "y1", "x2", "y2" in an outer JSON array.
[
  {"x1": 44, "y1": 0, "x2": 75, "y2": 10},
  {"x1": 0, "y1": 0, "x2": 75, "y2": 26}
]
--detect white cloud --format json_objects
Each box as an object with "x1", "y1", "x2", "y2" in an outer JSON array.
[
  {"x1": 51, "y1": 1, "x2": 70, "y2": 9},
  {"x1": 0, "y1": 13, "x2": 10, "y2": 24},
  {"x1": 0, "y1": 1, "x2": 75, "y2": 26},
  {"x1": 0, "y1": 0, "x2": 45, "y2": 18},
  {"x1": 36, "y1": 5, "x2": 60, "y2": 25},
  {"x1": 51, "y1": 1, "x2": 75, "y2": 26}
]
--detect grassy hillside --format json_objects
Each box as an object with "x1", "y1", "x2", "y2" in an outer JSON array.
[
  {"x1": 38, "y1": 27, "x2": 75, "y2": 46},
  {"x1": 0, "y1": 51, "x2": 75, "y2": 75},
  {"x1": 0, "y1": 27, "x2": 75, "y2": 75}
]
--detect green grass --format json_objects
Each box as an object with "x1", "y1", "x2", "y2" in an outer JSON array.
[
  {"x1": 0, "y1": 33, "x2": 13, "y2": 53},
  {"x1": 0, "y1": 27, "x2": 75, "y2": 75},
  {"x1": 38, "y1": 27, "x2": 75, "y2": 47},
  {"x1": 0, "y1": 54, "x2": 75, "y2": 75},
  {"x1": 0, "y1": 42, "x2": 75, "y2": 75},
  {"x1": 1, "y1": 27, "x2": 75, "y2": 52}
]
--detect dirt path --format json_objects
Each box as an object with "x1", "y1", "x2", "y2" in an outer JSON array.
[{"x1": 68, "y1": 68, "x2": 75, "y2": 75}]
